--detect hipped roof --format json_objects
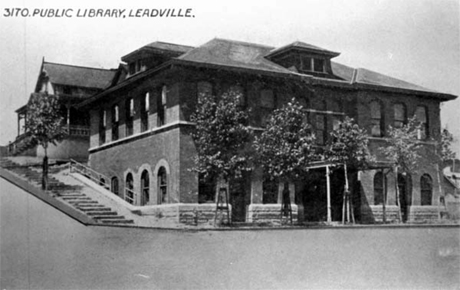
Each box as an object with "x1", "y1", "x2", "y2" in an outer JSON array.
[
  {"x1": 78, "y1": 38, "x2": 457, "y2": 108},
  {"x1": 40, "y1": 62, "x2": 117, "y2": 90}
]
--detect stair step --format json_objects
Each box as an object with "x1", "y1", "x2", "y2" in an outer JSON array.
[
  {"x1": 101, "y1": 219, "x2": 134, "y2": 224},
  {"x1": 87, "y1": 211, "x2": 118, "y2": 216},
  {"x1": 68, "y1": 200, "x2": 98, "y2": 204},
  {"x1": 79, "y1": 207, "x2": 111, "y2": 212},
  {"x1": 92, "y1": 215, "x2": 125, "y2": 219},
  {"x1": 77, "y1": 204, "x2": 106, "y2": 208},
  {"x1": 61, "y1": 196, "x2": 90, "y2": 200}
]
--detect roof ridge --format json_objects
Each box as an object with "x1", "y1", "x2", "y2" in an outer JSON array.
[
  {"x1": 152, "y1": 41, "x2": 195, "y2": 49},
  {"x1": 212, "y1": 37, "x2": 275, "y2": 49},
  {"x1": 43, "y1": 61, "x2": 114, "y2": 72}
]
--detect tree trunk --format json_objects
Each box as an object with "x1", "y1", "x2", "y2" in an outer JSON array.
[
  {"x1": 394, "y1": 167, "x2": 403, "y2": 223},
  {"x1": 382, "y1": 169, "x2": 387, "y2": 224},
  {"x1": 42, "y1": 146, "x2": 48, "y2": 190}
]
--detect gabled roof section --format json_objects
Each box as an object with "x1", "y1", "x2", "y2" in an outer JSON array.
[
  {"x1": 121, "y1": 41, "x2": 194, "y2": 62},
  {"x1": 176, "y1": 38, "x2": 293, "y2": 74},
  {"x1": 267, "y1": 41, "x2": 340, "y2": 58},
  {"x1": 40, "y1": 62, "x2": 116, "y2": 89}
]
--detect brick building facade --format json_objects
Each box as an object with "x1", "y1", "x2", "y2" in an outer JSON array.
[{"x1": 78, "y1": 38, "x2": 456, "y2": 224}]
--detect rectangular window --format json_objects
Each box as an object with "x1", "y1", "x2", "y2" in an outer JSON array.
[
  {"x1": 158, "y1": 86, "x2": 167, "y2": 126},
  {"x1": 314, "y1": 59, "x2": 325, "y2": 73},
  {"x1": 111, "y1": 105, "x2": 119, "y2": 141},
  {"x1": 301, "y1": 56, "x2": 312, "y2": 71},
  {"x1": 415, "y1": 106, "x2": 428, "y2": 139},
  {"x1": 260, "y1": 89, "x2": 275, "y2": 109},
  {"x1": 141, "y1": 92, "x2": 149, "y2": 132},
  {"x1": 126, "y1": 98, "x2": 134, "y2": 136},
  {"x1": 99, "y1": 110, "x2": 106, "y2": 145},
  {"x1": 316, "y1": 114, "x2": 327, "y2": 145}
]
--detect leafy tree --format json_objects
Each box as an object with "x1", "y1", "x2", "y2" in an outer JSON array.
[
  {"x1": 25, "y1": 93, "x2": 66, "y2": 189},
  {"x1": 438, "y1": 128, "x2": 456, "y2": 162},
  {"x1": 381, "y1": 117, "x2": 422, "y2": 222},
  {"x1": 253, "y1": 98, "x2": 316, "y2": 181},
  {"x1": 326, "y1": 116, "x2": 373, "y2": 223},
  {"x1": 190, "y1": 87, "x2": 252, "y2": 194}
]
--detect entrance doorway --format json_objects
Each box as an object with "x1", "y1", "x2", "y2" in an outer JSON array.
[
  {"x1": 302, "y1": 168, "x2": 344, "y2": 222},
  {"x1": 229, "y1": 173, "x2": 250, "y2": 222}
]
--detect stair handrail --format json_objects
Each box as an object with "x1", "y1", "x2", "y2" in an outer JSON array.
[{"x1": 69, "y1": 159, "x2": 110, "y2": 190}]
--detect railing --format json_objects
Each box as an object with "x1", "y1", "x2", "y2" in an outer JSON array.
[
  {"x1": 124, "y1": 188, "x2": 136, "y2": 204},
  {"x1": 68, "y1": 125, "x2": 90, "y2": 136},
  {"x1": 69, "y1": 159, "x2": 110, "y2": 190}
]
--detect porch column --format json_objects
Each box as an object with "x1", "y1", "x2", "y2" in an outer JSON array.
[
  {"x1": 66, "y1": 106, "x2": 71, "y2": 133},
  {"x1": 17, "y1": 113, "x2": 20, "y2": 136},
  {"x1": 326, "y1": 165, "x2": 332, "y2": 223}
]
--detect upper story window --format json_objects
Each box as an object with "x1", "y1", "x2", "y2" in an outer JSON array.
[
  {"x1": 393, "y1": 103, "x2": 406, "y2": 128},
  {"x1": 260, "y1": 89, "x2": 275, "y2": 109},
  {"x1": 112, "y1": 105, "x2": 119, "y2": 141},
  {"x1": 301, "y1": 56, "x2": 312, "y2": 71},
  {"x1": 141, "y1": 92, "x2": 149, "y2": 132},
  {"x1": 415, "y1": 106, "x2": 429, "y2": 139},
  {"x1": 314, "y1": 59, "x2": 325, "y2": 72},
  {"x1": 125, "y1": 98, "x2": 134, "y2": 136},
  {"x1": 128, "y1": 59, "x2": 145, "y2": 76},
  {"x1": 228, "y1": 85, "x2": 246, "y2": 107},
  {"x1": 370, "y1": 101, "x2": 384, "y2": 137},
  {"x1": 316, "y1": 114, "x2": 327, "y2": 145},
  {"x1": 300, "y1": 57, "x2": 325, "y2": 73},
  {"x1": 197, "y1": 81, "x2": 213, "y2": 99},
  {"x1": 99, "y1": 109, "x2": 106, "y2": 145},
  {"x1": 158, "y1": 85, "x2": 167, "y2": 126}
]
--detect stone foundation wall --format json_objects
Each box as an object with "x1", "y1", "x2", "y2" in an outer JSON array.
[
  {"x1": 133, "y1": 203, "x2": 232, "y2": 225},
  {"x1": 362, "y1": 205, "x2": 400, "y2": 223},
  {"x1": 247, "y1": 204, "x2": 298, "y2": 224},
  {"x1": 408, "y1": 206, "x2": 440, "y2": 222}
]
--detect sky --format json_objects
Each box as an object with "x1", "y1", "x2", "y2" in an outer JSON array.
[{"x1": 1, "y1": 0, "x2": 459, "y2": 155}]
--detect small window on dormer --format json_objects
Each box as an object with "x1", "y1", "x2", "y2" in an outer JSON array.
[
  {"x1": 314, "y1": 59, "x2": 325, "y2": 73},
  {"x1": 301, "y1": 56, "x2": 312, "y2": 71},
  {"x1": 128, "y1": 62, "x2": 136, "y2": 75}
]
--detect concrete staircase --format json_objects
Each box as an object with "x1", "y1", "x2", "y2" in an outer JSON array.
[{"x1": 0, "y1": 158, "x2": 134, "y2": 225}]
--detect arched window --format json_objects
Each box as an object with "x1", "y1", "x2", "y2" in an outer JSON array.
[
  {"x1": 112, "y1": 105, "x2": 119, "y2": 141},
  {"x1": 420, "y1": 174, "x2": 433, "y2": 206},
  {"x1": 262, "y1": 176, "x2": 278, "y2": 204},
  {"x1": 370, "y1": 101, "x2": 384, "y2": 137},
  {"x1": 111, "y1": 177, "x2": 119, "y2": 196},
  {"x1": 373, "y1": 172, "x2": 386, "y2": 205},
  {"x1": 158, "y1": 167, "x2": 167, "y2": 204},
  {"x1": 125, "y1": 173, "x2": 134, "y2": 204},
  {"x1": 393, "y1": 103, "x2": 406, "y2": 128},
  {"x1": 141, "y1": 170, "x2": 150, "y2": 206},
  {"x1": 415, "y1": 106, "x2": 429, "y2": 139},
  {"x1": 125, "y1": 98, "x2": 134, "y2": 136}
]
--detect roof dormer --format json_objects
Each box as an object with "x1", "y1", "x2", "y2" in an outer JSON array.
[
  {"x1": 265, "y1": 41, "x2": 340, "y2": 78},
  {"x1": 121, "y1": 41, "x2": 194, "y2": 78}
]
